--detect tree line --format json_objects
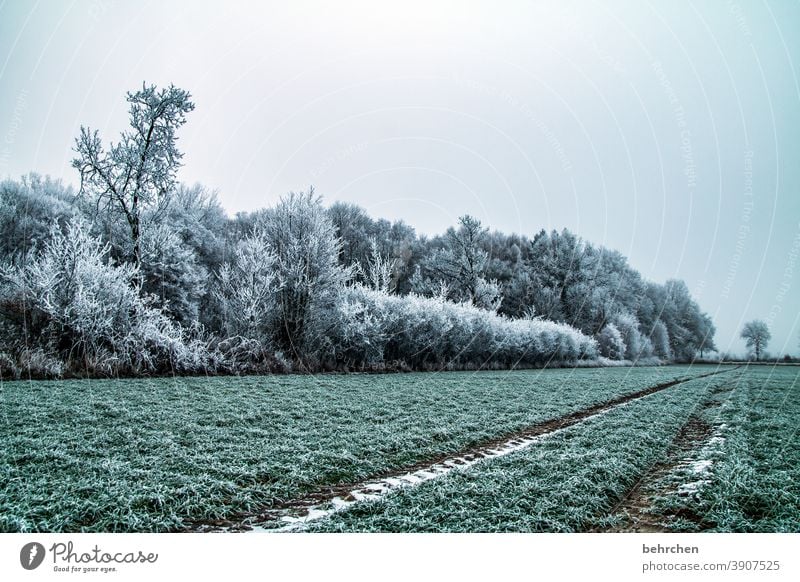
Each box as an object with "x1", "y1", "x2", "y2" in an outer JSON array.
[{"x1": 0, "y1": 84, "x2": 716, "y2": 378}]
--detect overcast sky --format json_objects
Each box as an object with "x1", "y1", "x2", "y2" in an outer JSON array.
[{"x1": 1, "y1": 0, "x2": 798, "y2": 355}]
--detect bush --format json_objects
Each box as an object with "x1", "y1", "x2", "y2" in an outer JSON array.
[
  {"x1": 258, "y1": 191, "x2": 352, "y2": 361},
  {"x1": 321, "y1": 284, "x2": 597, "y2": 370},
  {"x1": 213, "y1": 227, "x2": 277, "y2": 343},
  {"x1": 213, "y1": 336, "x2": 292, "y2": 375},
  {"x1": 597, "y1": 323, "x2": 626, "y2": 360},
  {"x1": 0, "y1": 221, "x2": 213, "y2": 377}
]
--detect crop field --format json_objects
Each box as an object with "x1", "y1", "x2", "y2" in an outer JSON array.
[
  {"x1": 305, "y1": 372, "x2": 726, "y2": 532},
  {"x1": 304, "y1": 366, "x2": 800, "y2": 533},
  {"x1": 1, "y1": 364, "x2": 796, "y2": 533}
]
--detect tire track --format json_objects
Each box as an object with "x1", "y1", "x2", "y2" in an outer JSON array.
[
  {"x1": 186, "y1": 366, "x2": 739, "y2": 532},
  {"x1": 595, "y1": 382, "x2": 736, "y2": 532}
]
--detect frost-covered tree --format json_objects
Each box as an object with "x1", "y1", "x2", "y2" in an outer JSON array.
[
  {"x1": 0, "y1": 175, "x2": 79, "y2": 261},
  {"x1": 214, "y1": 227, "x2": 277, "y2": 342},
  {"x1": 613, "y1": 312, "x2": 646, "y2": 360},
  {"x1": 597, "y1": 323, "x2": 626, "y2": 360},
  {"x1": 363, "y1": 238, "x2": 397, "y2": 293},
  {"x1": 414, "y1": 215, "x2": 502, "y2": 311},
  {"x1": 149, "y1": 183, "x2": 227, "y2": 327},
  {"x1": 327, "y1": 201, "x2": 377, "y2": 269},
  {"x1": 649, "y1": 319, "x2": 671, "y2": 360},
  {"x1": 260, "y1": 190, "x2": 352, "y2": 361},
  {"x1": 162, "y1": 183, "x2": 227, "y2": 273},
  {"x1": 741, "y1": 320, "x2": 771, "y2": 361},
  {"x1": 659, "y1": 279, "x2": 715, "y2": 361},
  {"x1": 527, "y1": 229, "x2": 585, "y2": 322},
  {"x1": 72, "y1": 83, "x2": 194, "y2": 278},
  {"x1": 140, "y1": 222, "x2": 207, "y2": 325},
  {"x1": 327, "y1": 202, "x2": 415, "y2": 288},
  {"x1": 695, "y1": 312, "x2": 717, "y2": 358}
]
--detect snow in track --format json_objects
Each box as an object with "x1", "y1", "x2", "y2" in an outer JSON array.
[
  {"x1": 677, "y1": 423, "x2": 727, "y2": 496},
  {"x1": 267, "y1": 423, "x2": 577, "y2": 532}
]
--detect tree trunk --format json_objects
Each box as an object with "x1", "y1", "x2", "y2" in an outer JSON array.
[{"x1": 131, "y1": 215, "x2": 143, "y2": 288}]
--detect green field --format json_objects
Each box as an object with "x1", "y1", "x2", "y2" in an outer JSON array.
[
  {"x1": 306, "y1": 372, "x2": 728, "y2": 532},
  {"x1": 1, "y1": 364, "x2": 797, "y2": 533}
]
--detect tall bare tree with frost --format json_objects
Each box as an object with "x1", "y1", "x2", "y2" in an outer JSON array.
[{"x1": 72, "y1": 83, "x2": 194, "y2": 280}]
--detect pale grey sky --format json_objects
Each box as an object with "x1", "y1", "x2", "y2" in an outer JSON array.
[{"x1": 1, "y1": 0, "x2": 798, "y2": 355}]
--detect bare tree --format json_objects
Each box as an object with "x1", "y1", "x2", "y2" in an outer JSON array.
[
  {"x1": 741, "y1": 320, "x2": 771, "y2": 361},
  {"x1": 72, "y1": 83, "x2": 194, "y2": 280},
  {"x1": 363, "y1": 238, "x2": 398, "y2": 294}
]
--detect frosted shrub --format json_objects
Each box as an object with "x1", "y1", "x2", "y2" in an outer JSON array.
[
  {"x1": 649, "y1": 319, "x2": 671, "y2": 360},
  {"x1": 324, "y1": 290, "x2": 378, "y2": 366},
  {"x1": 214, "y1": 227, "x2": 277, "y2": 343},
  {"x1": 362, "y1": 238, "x2": 398, "y2": 294},
  {"x1": 0, "y1": 347, "x2": 64, "y2": 379},
  {"x1": 259, "y1": 191, "x2": 353, "y2": 362},
  {"x1": 326, "y1": 284, "x2": 597, "y2": 370},
  {"x1": 613, "y1": 312, "x2": 646, "y2": 360},
  {"x1": 597, "y1": 323, "x2": 626, "y2": 360},
  {"x1": 0, "y1": 222, "x2": 211, "y2": 376}
]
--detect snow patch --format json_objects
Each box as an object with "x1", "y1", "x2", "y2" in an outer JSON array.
[
  {"x1": 678, "y1": 480, "x2": 711, "y2": 495},
  {"x1": 690, "y1": 460, "x2": 713, "y2": 474},
  {"x1": 675, "y1": 423, "x2": 727, "y2": 495}
]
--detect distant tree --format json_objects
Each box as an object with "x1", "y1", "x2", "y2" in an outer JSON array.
[
  {"x1": 72, "y1": 83, "x2": 194, "y2": 279},
  {"x1": 695, "y1": 312, "x2": 717, "y2": 358},
  {"x1": 327, "y1": 201, "x2": 376, "y2": 269},
  {"x1": 163, "y1": 183, "x2": 227, "y2": 274},
  {"x1": 527, "y1": 229, "x2": 591, "y2": 323},
  {"x1": 613, "y1": 311, "x2": 646, "y2": 360},
  {"x1": 139, "y1": 222, "x2": 207, "y2": 325},
  {"x1": 661, "y1": 279, "x2": 713, "y2": 361},
  {"x1": 741, "y1": 320, "x2": 771, "y2": 361},
  {"x1": 154, "y1": 183, "x2": 226, "y2": 326},
  {"x1": 0, "y1": 175, "x2": 79, "y2": 261}
]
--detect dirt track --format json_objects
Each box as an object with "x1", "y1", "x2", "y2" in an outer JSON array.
[{"x1": 596, "y1": 381, "x2": 735, "y2": 532}]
